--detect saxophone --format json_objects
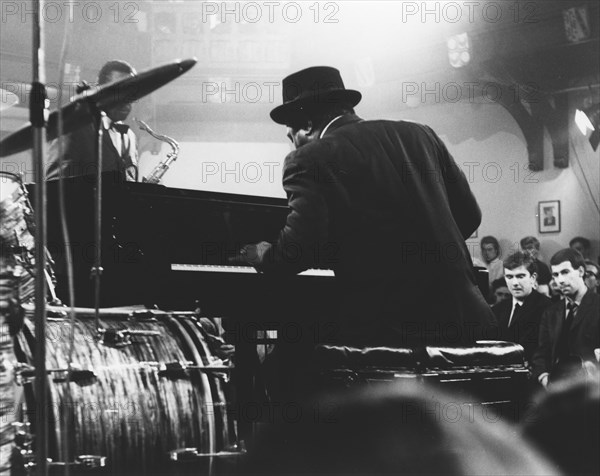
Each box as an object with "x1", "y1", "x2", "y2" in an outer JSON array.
[{"x1": 134, "y1": 118, "x2": 180, "y2": 184}]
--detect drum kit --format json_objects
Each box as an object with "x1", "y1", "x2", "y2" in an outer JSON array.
[{"x1": 0, "y1": 57, "x2": 244, "y2": 475}]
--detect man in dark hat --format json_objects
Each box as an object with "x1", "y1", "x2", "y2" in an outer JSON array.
[
  {"x1": 46, "y1": 59, "x2": 139, "y2": 181},
  {"x1": 238, "y1": 66, "x2": 496, "y2": 346}
]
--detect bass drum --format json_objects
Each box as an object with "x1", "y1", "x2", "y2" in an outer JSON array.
[{"x1": 13, "y1": 306, "x2": 238, "y2": 475}]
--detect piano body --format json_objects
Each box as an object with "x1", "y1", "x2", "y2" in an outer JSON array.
[{"x1": 35, "y1": 175, "x2": 337, "y2": 319}]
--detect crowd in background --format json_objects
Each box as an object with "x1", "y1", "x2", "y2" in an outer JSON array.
[
  {"x1": 473, "y1": 234, "x2": 599, "y2": 393},
  {"x1": 476, "y1": 236, "x2": 599, "y2": 304}
]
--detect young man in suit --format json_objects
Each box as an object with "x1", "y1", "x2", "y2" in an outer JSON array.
[
  {"x1": 532, "y1": 249, "x2": 600, "y2": 388},
  {"x1": 492, "y1": 252, "x2": 551, "y2": 364},
  {"x1": 46, "y1": 60, "x2": 139, "y2": 181},
  {"x1": 520, "y1": 236, "x2": 551, "y2": 296},
  {"x1": 236, "y1": 66, "x2": 496, "y2": 346}
]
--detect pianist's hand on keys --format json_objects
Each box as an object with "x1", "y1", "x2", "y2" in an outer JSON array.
[{"x1": 228, "y1": 241, "x2": 272, "y2": 267}]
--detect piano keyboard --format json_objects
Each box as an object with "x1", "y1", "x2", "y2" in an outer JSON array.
[{"x1": 171, "y1": 264, "x2": 335, "y2": 277}]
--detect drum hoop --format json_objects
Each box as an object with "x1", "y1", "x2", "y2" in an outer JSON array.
[
  {"x1": 177, "y1": 317, "x2": 234, "y2": 450},
  {"x1": 164, "y1": 315, "x2": 217, "y2": 455}
]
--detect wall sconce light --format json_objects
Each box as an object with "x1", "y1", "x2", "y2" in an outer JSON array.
[
  {"x1": 575, "y1": 104, "x2": 600, "y2": 151},
  {"x1": 447, "y1": 33, "x2": 470, "y2": 68}
]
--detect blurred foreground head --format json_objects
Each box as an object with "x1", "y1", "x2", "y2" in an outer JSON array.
[
  {"x1": 522, "y1": 376, "x2": 599, "y2": 476},
  {"x1": 244, "y1": 381, "x2": 556, "y2": 475}
]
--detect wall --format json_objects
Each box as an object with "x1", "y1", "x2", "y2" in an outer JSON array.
[{"x1": 389, "y1": 101, "x2": 600, "y2": 263}]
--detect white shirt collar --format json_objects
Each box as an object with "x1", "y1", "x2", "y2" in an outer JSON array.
[
  {"x1": 511, "y1": 297, "x2": 524, "y2": 309},
  {"x1": 319, "y1": 115, "x2": 344, "y2": 139}
]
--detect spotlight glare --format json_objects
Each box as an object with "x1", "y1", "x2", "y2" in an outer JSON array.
[
  {"x1": 575, "y1": 105, "x2": 600, "y2": 151},
  {"x1": 447, "y1": 32, "x2": 470, "y2": 68}
]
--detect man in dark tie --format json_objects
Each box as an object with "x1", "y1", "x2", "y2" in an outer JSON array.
[
  {"x1": 492, "y1": 252, "x2": 551, "y2": 364},
  {"x1": 46, "y1": 60, "x2": 138, "y2": 181},
  {"x1": 532, "y1": 249, "x2": 600, "y2": 388}
]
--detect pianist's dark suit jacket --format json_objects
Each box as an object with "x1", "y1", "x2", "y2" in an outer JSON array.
[
  {"x1": 46, "y1": 122, "x2": 135, "y2": 180},
  {"x1": 531, "y1": 290, "x2": 600, "y2": 380},
  {"x1": 258, "y1": 114, "x2": 497, "y2": 346},
  {"x1": 492, "y1": 291, "x2": 551, "y2": 363}
]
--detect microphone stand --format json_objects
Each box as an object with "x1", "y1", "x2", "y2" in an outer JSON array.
[
  {"x1": 31, "y1": 1, "x2": 48, "y2": 475},
  {"x1": 92, "y1": 112, "x2": 106, "y2": 336}
]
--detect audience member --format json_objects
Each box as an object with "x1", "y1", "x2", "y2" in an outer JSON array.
[
  {"x1": 244, "y1": 381, "x2": 557, "y2": 475},
  {"x1": 480, "y1": 236, "x2": 503, "y2": 285},
  {"x1": 569, "y1": 236, "x2": 591, "y2": 260},
  {"x1": 548, "y1": 278, "x2": 563, "y2": 303},
  {"x1": 492, "y1": 252, "x2": 551, "y2": 363},
  {"x1": 490, "y1": 277, "x2": 510, "y2": 305},
  {"x1": 522, "y1": 377, "x2": 599, "y2": 476},
  {"x1": 531, "y1": 249, "x2": 600, "y2": 388},
  {"x1": 584, "y1": 260, "x2": 599, "y2": 294},
  {"x1": 520, "y1": 236, "x2": 551, "y2": 296}
]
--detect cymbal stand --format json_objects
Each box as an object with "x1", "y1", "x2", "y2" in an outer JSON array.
[{"x1": 31, "y1": 1, "x2": 48, "y2": 474}]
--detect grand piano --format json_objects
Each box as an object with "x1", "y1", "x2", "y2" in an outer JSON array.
[{"x1": 36, "y1": 174, "x2": 337, "y2": 319}]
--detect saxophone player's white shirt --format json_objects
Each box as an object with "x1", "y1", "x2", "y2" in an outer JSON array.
[{"x1": 102, "y1": 116, "x2": 139, "y2": 181}]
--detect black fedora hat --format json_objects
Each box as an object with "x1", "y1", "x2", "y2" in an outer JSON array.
[{"x1": 270, "y1": 66, "x2": 361, "y2": 125}]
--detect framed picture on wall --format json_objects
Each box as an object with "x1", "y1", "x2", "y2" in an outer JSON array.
[{"x1": 538, "y1": 200, "x2": 561, "y2": 233}]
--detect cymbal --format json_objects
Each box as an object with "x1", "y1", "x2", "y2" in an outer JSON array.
[
  {"x1": 0, "y1": 88, "x2": 19, "y2": 111},
  {"x1": 0, "y1": 58, "x2": 196, "y2": 158}
]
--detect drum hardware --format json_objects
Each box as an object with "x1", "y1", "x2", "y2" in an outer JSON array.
[
  {"x1": 97, "y1": 327, "x2": 162, "y2": 347},
  {"x1": 14, "y1": 362, "x2": 97, "y2": 385},
  {"x1": 12, "y1": 424, "x2": 107, "y2": 473},
  {"x1": 64, "y1": 455, "x2": 107, "y2": 470},
  {"x1": 169, "y1": 444, "x2": 246, "y2": 461},
  {"x1": 13, "y1": 422, "x2": 33, "y2": 451},
  {"x1": 14, "y1": 358, "x2": 232, "y2": 386},
  {"x1": 47, "y1": 308, "x2": 68, "y2": 319},
  {"x1": 126, "y1": 308, "x2": 198, "y2": 321},
  {"x1": 157, "y1": 360, "x2": 233, "y2": 380}
]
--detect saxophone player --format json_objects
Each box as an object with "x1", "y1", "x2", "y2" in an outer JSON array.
[{"x1": 46, "y1": 60, "x2": 139, "y2": 182}]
